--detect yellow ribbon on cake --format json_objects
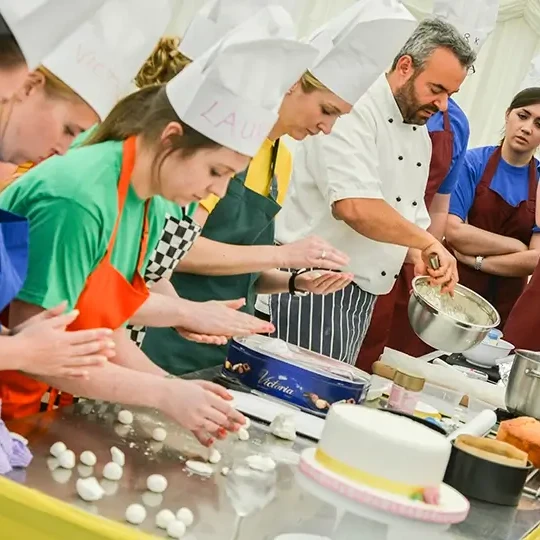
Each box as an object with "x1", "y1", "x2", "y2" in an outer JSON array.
[{"x1": 315, "y1": 448, "x2": 423, "y2": 497}]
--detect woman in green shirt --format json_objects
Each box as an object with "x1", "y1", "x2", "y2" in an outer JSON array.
[{"x1": 0, "y1": 20, "x2": 315, "y2": 444}]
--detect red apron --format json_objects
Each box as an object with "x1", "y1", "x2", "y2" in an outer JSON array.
[
  {"x1": 504, "y1": 262, "x2": 540, "y2": 350},
  {"x1": 356, "y1": 111, "x2": 454, "y2": 372},
  {"x1": 0, "y1": 136, "x2": 151, "y2": 420}
]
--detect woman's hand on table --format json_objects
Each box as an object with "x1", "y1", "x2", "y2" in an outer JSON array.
[
  {"x1": 11, "y1": 302, "x2": 116, "y2": 379},
  {"x1": 180, "y1": 298, "x2": 274, "y2": 337},
  {"x1": 296, "y1": 270, "x2": 354, "y2": 295},
  {"x1": 276, "y1": 236, "x2": 350, "y2": 271},
  {"x1": 175, "y1": 328, "x2": 229, "y2": 345},
  {"x1": 160, "y1": 378, "x2": 245, "y2": 446}
]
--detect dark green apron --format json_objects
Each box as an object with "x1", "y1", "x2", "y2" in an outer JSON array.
[{"x1": 142, "y1": 142, "x2": 282, "y2": 375}]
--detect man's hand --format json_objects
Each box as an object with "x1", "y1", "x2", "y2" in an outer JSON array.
[{"x1": 420, "y1": 240, "x2": 459, "y2": 294}]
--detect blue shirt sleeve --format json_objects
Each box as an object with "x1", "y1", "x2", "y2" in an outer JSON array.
[
  {"x1": 449, "y1": 148, "x2": 490, "y2": 221},
  {"x1": 436, "y1": 100, "x2": 470, "y2": 195}
]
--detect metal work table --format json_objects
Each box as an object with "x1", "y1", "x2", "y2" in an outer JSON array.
[{"x1": 3, "y1": 366, "x2": 540, "y2": 540}]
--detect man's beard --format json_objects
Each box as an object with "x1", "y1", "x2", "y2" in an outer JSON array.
[{"x1": 394, "y1": 77, "x2": 439, "y2": 125}]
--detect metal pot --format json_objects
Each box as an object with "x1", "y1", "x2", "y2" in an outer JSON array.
[
  {"x1": 505, "y1": 350, "x2": 540, "y2": 419},
  {"x1": 408, "y1": 276, "x2": 500, "y2": 353}
]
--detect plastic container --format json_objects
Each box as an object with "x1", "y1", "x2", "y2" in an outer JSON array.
[
  {"x1": 420, "y1": 382, "x2": 464, "y2": 417},
  {"x1": 387, "y1": 370, "x2": 425, "y2": 415}
]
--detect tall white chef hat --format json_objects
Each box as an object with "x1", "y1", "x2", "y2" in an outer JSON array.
[
  {"x1": 41, "y1": 0, "x2": 171, "y2": 120},
  {"x1": 0, "y1": 0, "x2": 108, "y2": 70},
  {"x1": 307, "y1": 0, "x2": 417, "y2": 105},
  {"x1": 433, "y1": 0, "x2": 500, "y2": 54},
  {"x1": 179, "y1": 0, "x2": 293, "y2": 60},
  {"x1": 167, "y1": 5, "x2": 318, "y2": 157}
]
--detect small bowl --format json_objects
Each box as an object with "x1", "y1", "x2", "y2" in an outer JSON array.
[
  {"x1": 444, "y1": 441, "x2": 532, "y2": 506},
  {"x1": 463, "y1": 339, "x2": 514, "y2": 368},
  {"x1": 420, "y1": 382, "x2": 464, "y2": 417}
]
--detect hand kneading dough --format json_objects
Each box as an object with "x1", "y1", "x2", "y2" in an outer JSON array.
[
  {"x1": 80, "y1": 451, "x2": 97, "y2": 467},
  {"x1": 167, "y1": 520, "x2": 187, "y2": 538},
  {"x1": 176, "y1": 507, "x2": 194, "y2": 527},
  {"x1": 125, "y1": 503, "x2": 147, "y2": 525},
  {"x1": 147, "y1": 473, "x2": 168, "y2": 493},
  {"x1": 156, "y1": 509, "x2": 176, "y2": 529},
  {"x1": 77, "y1": 477, "x2": 105, "y2": 502}
]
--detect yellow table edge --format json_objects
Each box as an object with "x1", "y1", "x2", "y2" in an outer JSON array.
[{"x1": 0, "y1": 473, "x2": 156, "y2": 539}]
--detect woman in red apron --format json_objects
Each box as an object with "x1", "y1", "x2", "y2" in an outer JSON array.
[
  {"x1": 357, "y1": 98, "x2": 469, "y2": 371},
  {"x1": 445, "y1": 88, "x2": 540, "y2": 335},
  {"x1": 0, "y1": 23, "x2": 314, "y2": 444}
]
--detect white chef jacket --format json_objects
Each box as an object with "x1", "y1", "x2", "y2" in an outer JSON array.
[{"x1": 275, "y1": 73, "x2": 433, "y2": 296}]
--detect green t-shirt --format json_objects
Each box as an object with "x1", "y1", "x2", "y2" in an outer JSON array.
[{"x1": 0, "y1": 140, "x2": 177, "y2": 316}]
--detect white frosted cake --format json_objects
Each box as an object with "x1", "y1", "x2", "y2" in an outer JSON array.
[{"x1": 316, "y1": 404, "x2": 451, "y2": 503}]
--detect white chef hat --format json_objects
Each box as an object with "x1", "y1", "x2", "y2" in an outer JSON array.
[
  {"x1": 41, "y1": 0, "x2": 171, "y2": 120},
  {"x1": 433, "y1": 0, "x2": 500, "y2": 54},
  {"x1": 179, "y1": 0, "x2": 293, "y2": 60},
  {"x1": 307, "y1": 0, "x2": 417, "y2": 105},
  {"x1": 0, "y1": 0, "x2": 109, "y2": 70},
  {"x1": 520, "y1": 54, "x2": 540, "y2": 91},
  {"x1": 167, "y1": 5, "x2": 317, "y2": 157}
]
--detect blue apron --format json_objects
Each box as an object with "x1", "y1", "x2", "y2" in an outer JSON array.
[{"x1": 0, "y1": 209, "x2": 29, "y2": 314}]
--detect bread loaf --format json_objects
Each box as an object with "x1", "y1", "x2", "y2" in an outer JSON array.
[{"x1": 496, "y1": 417, "x2": 540, "y2": 468}]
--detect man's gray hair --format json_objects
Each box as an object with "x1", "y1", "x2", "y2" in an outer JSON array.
[{"x1": 391, "y1": 18, "x2": 476, "y2": 71}]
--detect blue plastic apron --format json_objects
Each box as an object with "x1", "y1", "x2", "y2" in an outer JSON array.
[{"x1": 0, "y1": 209, "x2": 29, "y2": 314}]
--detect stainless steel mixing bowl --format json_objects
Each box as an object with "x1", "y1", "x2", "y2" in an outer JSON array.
[{"x1": 408, "y1": 276, "x2": 501, "y2": 353}]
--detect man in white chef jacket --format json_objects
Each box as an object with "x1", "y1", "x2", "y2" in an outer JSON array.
[{"x1": 270, "y1": 18, "x2": 476, "y2": 365}]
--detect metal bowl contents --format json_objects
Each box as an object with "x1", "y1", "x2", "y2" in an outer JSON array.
[{"x1": 408, "y1": 276, "x2": 500, "y2": 353}]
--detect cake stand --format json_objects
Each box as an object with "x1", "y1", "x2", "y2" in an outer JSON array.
[{"x1": 294, "y1": 448, "x2": 470, "y2": 540}]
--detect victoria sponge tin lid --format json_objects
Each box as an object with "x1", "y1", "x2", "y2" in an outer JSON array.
[{"x1": 231, "y1": 335, "x2": 369, "y2": 384}]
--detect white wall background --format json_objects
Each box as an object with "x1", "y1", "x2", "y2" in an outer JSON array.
[{"x1": 166, "y1": 0, "x2": 540, "y2": 149}]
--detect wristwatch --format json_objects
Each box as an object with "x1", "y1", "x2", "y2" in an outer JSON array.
[
  {"x1": 288, "y1": 270, "x2": 310, "y2": 297},
  {"x1": 474, "y1": 256, "x2": 484, "y2": 271}
]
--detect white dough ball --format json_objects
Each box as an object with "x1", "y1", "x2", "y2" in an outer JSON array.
[
  {"x1": 50, "y1": 441, "x2": 67, "y2": 458},
  {"x1": 237, "y1": 428, "x2": 250, "y2": 441},
  {"x1": 152, "y1": 427, "x2": 167, "y2": 442},
  {"x1": 208, "y1": 448, "x2": 221, "y2": 464},
  {"x1": 176, "y1": 507, "x2": 194, "y2": 527},
  {"x1": 110, "y1": 446, "x2": 125, "y2": 467},
  {"x1": 117, "y1": 410, "x2": 133, "y2": 425},
  {"x1": 80, "y1": 451, "x2": 97, "y2": 467},
  {"x1": 146, "y1": 473, "x2": 168, "y2": 493},
  {"x1": 246, "y1": 454, "x2": 276, "y2": 472},
  {"x1": 167, "y1": 520, "x2": 187, "y2": 538},
  {"x1": 125, "y1": 503, "x2": 147, "y2": 525},
  {"x1": 243, "y1": 416, "x2": 251, "y2": 429},
  {"x1": 221, "y1": 466, "x2": 230, "y2": 476},
  {"x1": 103, "y1": 461, "x2": 123, "y2": 481},
  {"x1": 58, "y1": 449, "x2": 76, "y2": 469},
  {"x1": 77, "y1": 477, "x2": 105, "y2": 502},
  {"x1": 156, "y1": 509, "x2": 176, "y2": 529}
]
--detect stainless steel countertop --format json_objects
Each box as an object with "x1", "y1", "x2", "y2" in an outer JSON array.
[{"x1": 5, "y1": 396, "x2": 540, "y2": 540}]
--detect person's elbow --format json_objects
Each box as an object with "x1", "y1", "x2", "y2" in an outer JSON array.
[
  {"x1": 445, "y1": 215, "x2": 465, "y2": 246},
  {"x1": 332, "y1": 198, "x2": 373, "y2": 227}
]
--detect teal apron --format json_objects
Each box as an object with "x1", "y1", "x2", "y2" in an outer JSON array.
[{"x1": 142, "y1": 141, "x2": 282, "y2": 375}]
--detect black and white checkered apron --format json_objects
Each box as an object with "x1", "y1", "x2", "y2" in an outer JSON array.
[{"x1": 127, "y1": 213, "x2": 201, "y2": 347}]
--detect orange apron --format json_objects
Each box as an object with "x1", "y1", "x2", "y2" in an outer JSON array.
[{"x1": 0, "y1": 136, "x2": 151, "y2": 420}]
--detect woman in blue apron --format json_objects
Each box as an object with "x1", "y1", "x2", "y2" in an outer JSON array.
[
  {"x1": 0, "y1": 2, "x2": 117, "y2": 377},
  {"x1": 137, "y1": 2, "x2": 417, "y2": 374}
]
